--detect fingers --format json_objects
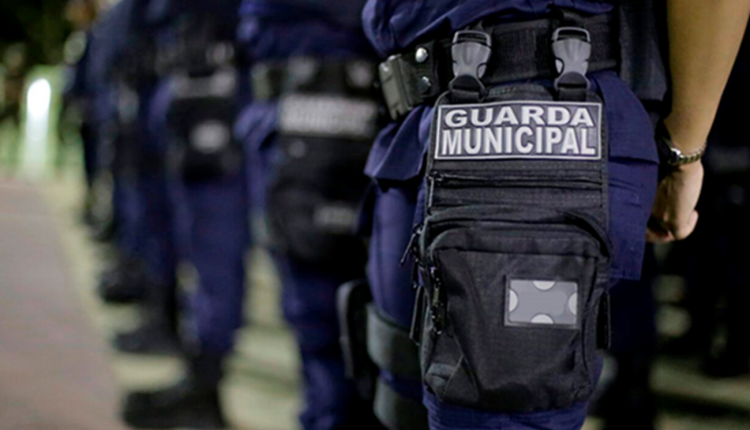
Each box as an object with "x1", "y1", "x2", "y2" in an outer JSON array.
[
  {"x1": 646, "y1": 211, "x2": 698, "y2": 244},
  {"x1": 646, "y1": 217, "x2": 674, "y2": 244},
  {"x1": 672, "y1": 210, "x2": 699, "y2": 241}
]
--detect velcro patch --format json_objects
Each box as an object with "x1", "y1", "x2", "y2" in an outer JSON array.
[
  {"x1": 506, "y1": 279, "x2": 579, "y2": 328},
  {"x1": 434, "y1": 101, "x2": 602, "y2": 161}
]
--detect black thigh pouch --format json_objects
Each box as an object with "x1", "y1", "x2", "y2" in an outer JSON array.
[
  {"x1": 267, "y1": 92, "x2": 378, "y2": 269},
  {"x1": 167, "y1": 69, "x2": 242, "y2": 182},
  {"x1": 415, "y1": 83, "x2": 612, "y2": 413}
]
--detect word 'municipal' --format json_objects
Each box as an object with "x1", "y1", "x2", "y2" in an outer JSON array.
[{"x1": 434, "y1": 101, "x2": 602, "y2": 160}]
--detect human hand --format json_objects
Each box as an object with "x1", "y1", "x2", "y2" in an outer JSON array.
[{"x1": 646, "y1": 161, "x2": 704, "y2": 244}]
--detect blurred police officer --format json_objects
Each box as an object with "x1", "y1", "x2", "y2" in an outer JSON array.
[
  {"x1": 104, "y1": 0, "x2": 184, "y2": 357},
  {"x1": 87, "y1": 0, "x2": 156, "y2": 306},
  {"x1": 355, "y1": 1, "x2": 750, "y2": 430},
  {"x1": 119, "y1": 0, "x2": 247, "y2": 428},
  {"x1": 60, "y1": 0, "x2": 99, "y2": 222},
  {"x1": 236, "y1": 1, "x2": 384, "y2": 428}
]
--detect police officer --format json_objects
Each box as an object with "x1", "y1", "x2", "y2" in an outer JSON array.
[
  {"x1": 100, "y1": 0, "x2": 181, "y2": 356},
  {"x1": 60, "y1": 0, "x2": 99, "y2": 223},
  {"x1": 87, "y1": 0, "x2": 154, "y2": 306},
  {"x1": 358, "y1": 1, "x2": 750, "y2": 430},
  {"x1": 236, "y1": 1, "x2": 384, "y2": 428},
  {"x1": 120, "y1": 1, "x2": 247, "y2": 427},
  {"x1": 665, "y1": 28, "x2": 750, "y2": 378}
]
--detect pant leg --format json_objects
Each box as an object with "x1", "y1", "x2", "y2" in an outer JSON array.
[
  {"x1": 115, "y1": 171, "x2": 144, "y2": 260},
  {"x1": 185, "y1": 172, "x2": 249, "y2": 356},
  {"x1": 275, "y1": 255, "x2": 374, "y2": 430},
  {"x1": 367, "y1": 183, "x2": 426, "y2": 412},
  {"x1": 139, "y1": 167, "x2": 178, "y2": 286}
]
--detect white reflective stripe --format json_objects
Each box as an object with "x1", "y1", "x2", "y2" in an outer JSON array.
[{"x1": 279, "y1": 94, "x2": 379, "y2": 140}]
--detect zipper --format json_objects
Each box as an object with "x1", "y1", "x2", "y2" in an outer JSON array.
[
  {"x1": 429, "y1": 171, "x2": 601, "y2": 189},
  {"x1": 424, "y1": 207, "x2": 611, "y2": 257}
]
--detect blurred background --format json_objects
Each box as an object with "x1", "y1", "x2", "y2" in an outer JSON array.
[{"x1": 1, "y1": 1, "x2": 750, "y2": 430}]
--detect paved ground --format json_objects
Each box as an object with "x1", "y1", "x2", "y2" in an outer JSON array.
[
  {"x1": 0, "y1": 179, "x2": 125, "y2": 430},
  {"x1": 3, "y1": 170, "x2": 750, "y2": 430}
]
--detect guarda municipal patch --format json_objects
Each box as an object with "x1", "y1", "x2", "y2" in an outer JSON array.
[{"x1": 434, "y1": 101, "x2": 602, "y2": 161}]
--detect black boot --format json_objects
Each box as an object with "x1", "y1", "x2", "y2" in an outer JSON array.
[
  {"x1": 97, "y1": 258, "x2": 148, "y2": 304},
  {"x1": 121, "y1": 354, "x2": 227, "y2": 429},
  {"x1": 703, "y1": 352, "x2": 750, "y2": 378},
  {"x1": 112, "y1": 318, "x2": 182, "y2": 356},
  {"x1": 113, "y1": 280, "x2": 181, "y2": 355}
]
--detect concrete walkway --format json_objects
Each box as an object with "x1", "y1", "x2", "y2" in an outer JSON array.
[{"x1": 0, "y1": 179, "x2": 125, "y2": 430}]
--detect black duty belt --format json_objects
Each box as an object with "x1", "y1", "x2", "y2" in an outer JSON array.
[
  {"x1": 251, "y1": 57, "x2": 378, "y2": 102},
  {"x1": 379, "y1": 12, "x2": 618, "y2": 120}
]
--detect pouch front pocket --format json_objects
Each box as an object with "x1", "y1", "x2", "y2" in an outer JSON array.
[{"x1": 419, "y1": 207, "x2": 608, "y2": 413}]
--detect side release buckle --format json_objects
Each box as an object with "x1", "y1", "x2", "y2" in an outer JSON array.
[
  {"x1": 450, "y1": 30, "x2": 492, "y2": 94},
  {"x1": 552, "y1": 27, "x2": 592, "y2": 93}
]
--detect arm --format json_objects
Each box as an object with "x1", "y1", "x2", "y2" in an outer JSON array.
[{"x1": 647, "y1": 0, "x2": 750, "y2": 243}]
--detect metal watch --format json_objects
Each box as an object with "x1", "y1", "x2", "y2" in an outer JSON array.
[{"x1": 656, "y1": 120, "x2": 706, "y2": 167}]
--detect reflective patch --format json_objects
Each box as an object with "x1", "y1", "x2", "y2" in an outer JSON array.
[
  {"x1": 313, "y1": 203, "x2": 358, "y2": 234},
  {"x1": 279, "y1": 95, "x2": 379, "y2": 141},
  {"x1": 435, "y1": 101, "x2": 602, "y2": 161},
  {"x1": 190, "y1": 120, "x2": 231, "y2": 154},
  {"x1": 506, "y1": 279, "x2": 579, "y2": 328}
]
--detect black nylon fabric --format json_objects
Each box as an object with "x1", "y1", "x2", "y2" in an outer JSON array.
[
  {"x1": 264, "y1": 59, "x2": 379, "y2": 269},
  {"x1": 413, "y1": 83, "x2": 612, "y2": 413},
  {"x1": 267, "y1": 135, "x2": 371, "y2": 269},
  {"x1": 617, "y1": 0, "x2": 669, "y2": 105},
  {"x1": 166, "y1": 72, "x2": 242, "y2": 183}
]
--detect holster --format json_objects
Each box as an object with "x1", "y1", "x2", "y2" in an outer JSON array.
[{"x1": 336, "y1": 279, "x2": 429, "y2": 430}]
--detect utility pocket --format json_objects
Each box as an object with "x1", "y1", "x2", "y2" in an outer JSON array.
[
  {"x1": 417, "y1": 206, "x2": 609, "y2": 412},
  {"x1": 267, "y1": 135, "x2": 371, "y2": 269},
  {"x1": 413, "y1": 83, "x2": 612, "y2": 412},
  {"x1": 267, "y1": 90, "x2": 380, "y2": 269},
  {"x1": 167, "y1": 69, "x2": 242, "y2": 182}
]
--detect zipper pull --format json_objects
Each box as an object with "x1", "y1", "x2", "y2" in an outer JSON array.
[
  {"x1": 429, "y1": 266, "x2": 446, "y2": 335},
  {"x1": 410, "y1": 284, "x2": 426, "y2": 344},
  {"x1": 399, "y1": 223, "x2": 424, "y2": 267}
]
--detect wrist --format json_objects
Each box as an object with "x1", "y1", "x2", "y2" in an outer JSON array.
[
  {"x1": 662, "y1": 115, "x2": 710, "y2": 154},
  {"x1": 657, "y1": 118, "x2": 707, "y2": 167},
  {"x1": 671, "y1": 159, "x2": 703, "y2": 175}
]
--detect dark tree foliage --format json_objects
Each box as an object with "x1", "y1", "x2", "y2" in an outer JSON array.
[{"x1": 0, "y1": 0, "x2": 71, "y2": 65}]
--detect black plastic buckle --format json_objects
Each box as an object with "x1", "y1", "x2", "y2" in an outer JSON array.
[
  {"x1": 552, "y1": 27, "x2": 592, "y2": 92},
  {"x1": 378, "y1": 54, "x2": 414, "y2": 121},
  {"x1": 450, "y1": 30, "x2": 492, "y2": 94}
]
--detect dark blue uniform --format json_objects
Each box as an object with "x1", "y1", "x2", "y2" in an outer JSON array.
[
  {"x1": 88, "y1": 0, "x2": 141, "y2": 261},
  {"x1": 147, "y1": 0, "x2": 248, "y2": 360},
  {"x1": 237, "y1": 1, "x2": 379, "y2": 429},
  {"x1": 63, "y1": 31, "x2": 98, "y2": 192},
  {"x1": 361, "y1": 1, "x2": 658, "y2": 429}
]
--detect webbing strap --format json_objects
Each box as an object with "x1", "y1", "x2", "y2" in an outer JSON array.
[
  {"x1": 366, "y1": 306, "x2": 422, "y2": 379},
  {"x1": 379, "y1": 13, "x2": 617, "y2": 120},
  {"x1": 251, "y1": 58, "x2": 378, "y2": 102},
  {"x1": 373, "y1": 379, "x2": 429, "y2": 430}
]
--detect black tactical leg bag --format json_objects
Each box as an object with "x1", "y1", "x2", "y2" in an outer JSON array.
[
  {"x1": 166, "y1": 68, "x2": 242, "y2": 182},
  {"x1": 265, "y1": 60, "x2": 379, "y2": 269},
  {"x1": 412, "y1": 30, "x2": 612, "y2": 413}
]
